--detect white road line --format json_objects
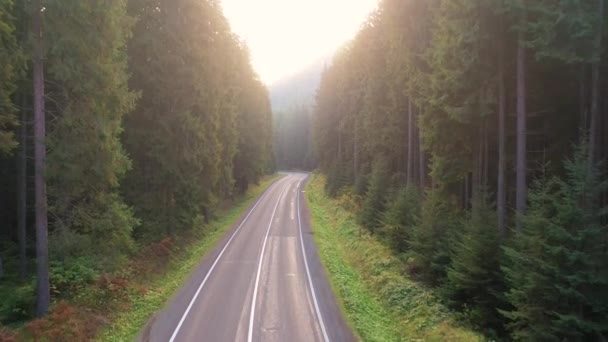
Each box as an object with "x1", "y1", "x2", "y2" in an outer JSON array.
[
  {"x1": 297, "y1": 180, "x2": 330, "y2": 342},
  {"x1": 168, "y1": 177, "x2": 286, "y2": 342},
  {"x1": 247, "y1": 181, "x2": 290, "y2": 342}
]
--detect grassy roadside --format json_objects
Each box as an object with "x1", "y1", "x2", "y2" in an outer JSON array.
[
  {"x1": 305, "y1": 174, "x2": 481, "y2": 342},
  {"x1": 94, "y1": 174, "x2": 282, "y2": 341}
]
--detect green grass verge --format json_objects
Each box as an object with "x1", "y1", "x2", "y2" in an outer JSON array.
[
  {"x1": 305, "y1": 174, "x2": 482, "y2": 342},
  {"x1": 96, "y1": 175, "x2": 282, "y2": 341}
]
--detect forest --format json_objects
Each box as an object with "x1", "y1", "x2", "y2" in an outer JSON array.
[
  {"x1": 0, "y1": 0, "x2": 273, "y2": 329},
  {"x1": 314, "y1": 0, "x2": 608, "y2": 340}
]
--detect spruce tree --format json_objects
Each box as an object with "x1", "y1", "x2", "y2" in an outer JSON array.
[
  {"x1": 380, "y1": 185, "x2": 419, "y2": 253},
  {"x1": 0, "y1": 0, "x2": 17, "y2": 155},
  {"x1": 502, "y1": 144, "x2": 608, "y2": 340},
  {"x1": 409, "y1": 187, "x2": 460, "y2": 284},
  {"x1": 44, "y1": 0, "x2": 138, "y2": 264},
  {"x1": 360, "y1": 158, "x2": 389, "y2": 232},
  {"x1": 444, "y1": 195, "x2": 503, "y2": 332}
]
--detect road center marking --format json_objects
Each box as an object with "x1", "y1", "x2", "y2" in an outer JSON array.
[
  {"x1": 168, "y1": 177, "x2": 284, "y2": 342},
  {"x1": 247, "y1": 181, "x2": 290, "y2": 342}
]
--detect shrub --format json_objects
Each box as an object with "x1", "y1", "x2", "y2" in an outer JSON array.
[
  {"x1": 0, "y1": 326, "x2": 17, "y2": 342},
  {"x1": 50, "y1": 257, "x2": 97, "y2": 296},
  {"x1": 26, "y1": 302, "x2": 106, "y2": 342},
  {"x1": 0, "y1": 282, "x2": 35, "y2": 323}
]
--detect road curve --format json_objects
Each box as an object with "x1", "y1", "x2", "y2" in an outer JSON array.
[{"x1": 141, "y1": 173, "x2": 356, "y2": 342}]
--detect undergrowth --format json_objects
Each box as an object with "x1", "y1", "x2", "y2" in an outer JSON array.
[
  {"x1": 0, "y1": 175, "x2": 281, "y2": 341},
  {"x1": 306, "y1": 174, "x2": 482, "y2": 341}
]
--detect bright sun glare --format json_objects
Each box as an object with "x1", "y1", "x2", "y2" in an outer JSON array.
[{"x1": 221, "y1": 0, "x2": 379, "y2": 85}]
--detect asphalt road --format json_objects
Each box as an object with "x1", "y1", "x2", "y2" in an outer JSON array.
[{"x1": 141, "y1": 173, "x2": 356, "y2": 342}]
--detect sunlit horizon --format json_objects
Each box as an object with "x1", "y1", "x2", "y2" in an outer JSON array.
[{"x1": 221, "y1": 0, "x2": 379, "y2": 85}]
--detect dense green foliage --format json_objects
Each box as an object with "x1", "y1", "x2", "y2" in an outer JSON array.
[
  {"x1": 313, "y1": 0, "x2": 608, "y2": 339},
  {"x1": 502, "y1": 146, "x2": 608, "y2": 340},
  {"x1": 306, "y1": 175, "x2": 482, "y2": 341},
  {"x1": 0, "y1": 0, "x2": 18, "y2": 155},
  {"x1": 0, "y1": 0, "x2": 273, "y2": 327}
]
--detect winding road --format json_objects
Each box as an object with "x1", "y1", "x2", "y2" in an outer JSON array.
[{"x1": 142, "y1": 173, "x2": 355, "y2": 342}]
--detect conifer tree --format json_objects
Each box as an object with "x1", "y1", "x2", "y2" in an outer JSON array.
[
  {"x1": 43, "y1": 0, "x2": 138, "y2": 262},
  {"x1": 380, "y1": 186, "x2": 419, "y2": 253},
  {"x1": 0, "y1": 0, "x2": 17, "y2": 155},
  {"x1": 502, "y1": 144, "x2": 608, "y2": 340},
  {"x1": 444, "y1": 195, "x2": 503, "y2": 332},
  {"x1": 360, "y1": 158, "x2": 389, "y2": 232},
  {"x1": 409, "y1": 187, "x2": 460, "y2": 284}
]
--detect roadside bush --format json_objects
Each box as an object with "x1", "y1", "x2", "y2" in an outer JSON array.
[
  {"x1": 0, "y1": 282, "x2": 35, "y2": 323},
  {"x1": 26, "y1": 302, "x2": 105, "y2": 342},
  {"x1": 0, "y1": 326, "x2": 17, "y2": 342},
  {"x1": 50, "y1": 257, "x2": 97, "y2": 296}
]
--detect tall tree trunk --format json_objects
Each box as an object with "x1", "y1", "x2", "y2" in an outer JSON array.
[
  {"x1": 354, "y1": 116, "x2": 359, "y2": 181},
  {"x1": 418, "y1": 112, "x2": 426, "y2": 190},
  {"x1": 33, "y1": 1, "x2": 50, "y2": 317},
  {"x1": 17, "y1": 94, "x2": 27, "y2": 280},
  {"x1": 472, "y1": 141, "x2": 479, "y2": 203},
  {"x1": 589, "y1": 0, "x2": 604, "y2": 167},
  {"x1": 16, "y1": 0, "x2": 29, "y2": 281},
  {"x1": 483, "y1": 119, "x2": 489, "y2": 189},
  {"x1": 580, "y1": 65, "x2": 588, "y2": 129},
  {"x1": 337, "y1": 123, "x2": 343, "y2": 162},
  {"x1": 464, "y1": 174, "x2": 470, "y2": 210},
  {"x1": 407, "y1": 98, "x2": 413, "y2": 185},
  {"x1": 497, "y1": 38, "x2": 507, "y2": 236},
  {"x1": 515, "y1": 21, "x2": 527, "y2": 231}
]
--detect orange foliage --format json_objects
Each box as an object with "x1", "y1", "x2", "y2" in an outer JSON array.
[
  {"x1": 0, "y1": 327, "x2": 17, "y2": 342},
  {"x1": 25, "y1": 302, "x2": 106, "y2": 342},
  {"x1": 132, "y1": 237, "x2": 175, "y2": 276}
]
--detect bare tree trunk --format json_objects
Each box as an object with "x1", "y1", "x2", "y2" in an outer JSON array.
[
  {"x1": 418, "y1": 109, "x2": 426, "y2": 190},
  {"x1": 472, "y1": 143, "x2": 479, "y2": 204},
  {"x1": 17, "y1": 94, "x2": 27, "y2": 280},
  {"x1": 589, "y1": 0, "x2": 604, "y2": 167},
  {"x1": 354, "y1": 116, "x2": 359, "y2": 181},
  {"x1": 17, "y1": 0, "x2": 29, "y2": 281},
  {"x1": 497, "y1": 39, "x2": 507, "y2": 236},
  {"x1": 464, "y1": 174, "x2": 470, "y2": 210},
  {"x1": 580, "y1": 65, "x2": 588, "y2": 129},
  {"x1": 33, "y1": 0, "x2": 50, "y2": 317},
  {"x1": 483, "y1": 119, "x2": 489, "y2": 189},
  {"x1": 515, "y1": 22, "x2": 527, "y2": 231},
  {"x1": 407, "y1": 98, "x2": 413, "y2": 185},
  {"x1": 337, "y1": 125, "x2": 342, "y2": 162}
]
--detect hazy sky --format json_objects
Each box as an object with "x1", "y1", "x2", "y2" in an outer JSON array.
[{"x1": 221, "y1": 0, "x2": 378, "y2": 85}]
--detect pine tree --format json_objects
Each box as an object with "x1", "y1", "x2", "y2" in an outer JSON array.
[
  {"x1": 43, "y1": 0, "x2": 138, "y2": 263},
  {"x1": 359, "y1": 158, "x2": 389, "y2": 232},
  {"x1": 502, "y1": 144, "x2": 608, "y2": 340},
  {"x1": 409, "y1": 187, "x2": 460, "y2": 284},
  {"x1": 0, "y1": 0, "x2": 18, "y2": 155},
  {"x1": 444, "y1": 195, "x2": 503, "y2": 332},
  {"x1": 380, "y1": 185, "x2": 419, "y2": 253}
]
